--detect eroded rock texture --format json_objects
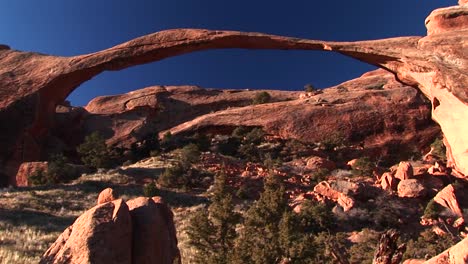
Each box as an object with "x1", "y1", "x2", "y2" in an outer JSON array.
[
  {"x1": 41, "y1": 191, "x2": 180, "y2": 264},
  {"x1": 0, "y1": 3, "x2": 466, "y2": 184}
]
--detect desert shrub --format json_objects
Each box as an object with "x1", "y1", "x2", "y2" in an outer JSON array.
[
  {"x1": 263, "y1": 153, "x2": 282, "y2": 169},
  {"x1": 143, "y1": 181, "x2": 159, "y2": 197},
  {"x1": 158, "y1": 163, "x2": 185, "y2": 188},
  {"x1": 304, "y1": 83, "x2": 316, "y2": 93},
  {"x1": 244, "y1": 128, "x2": 265, "y2": 145},
  {"x1": 231, "y1": 126, "x2": 249, "y2": 138},
  {"x1": 404, "y1": 229, "x2": 459, "y2": 260},
  {"x1": 28, "y1": 169, "x2": 55, "y2": 186},
  {"x1": 348, "y1": 229, "x2": 379, "y2": 264},
  {"x1": 371, "y1": 196, "x2": 401, "y2": 230},
  {"x1": 131, "y1": 133, "x2": 160, "y2": 160},
  {"x1": 161, "y1": 131, "x2": 175, "y2": 150},
  {"x1": 47, "y1": 153, "x2": 77, "y2": 183},
  {"x1": 187, "y1": 171, "x2": 241, "y2": 264},
  {"x1": 351, "y1": 156, "x2": 374, "y2": 177},
  {"x1": 233, "y1": 175, "x2": 333, "y2": 263},
  {"x1": 191, "y1": 133, "x2": 211, "y2": 152},
  {"x1": 238, "y1": 143, "x2": 262, "y2": 162},
  {"x1": 313, "y1": 232, "x2": 350, "y2": 263},
  {"x1": 77, "y1": 131, "x2": 112, "y2": 169},
  {"x1": 310, "y1": 168, "x2": 329, "y2": 186},
  {"x1": 218, "y1": 137, "x2": 240, "y2": 156},
  {"x1": 423, "y1": 199, "x2": 442, "y2": 220},
  {"x1": 180, "y1": 143, "x2": 201, "y2": 166},
  {"x1": 252, "y1": 91, "x2": 271, "y2": 105},
  {"x1": 431, "y1": 137, "x2": 446, "y2": 160},
  {"x1": 27, "y1": 153, "x2": 77, "y2": 186},
  {"x1": 320, "y1": 131, "x2": 346, "y2": 152}
]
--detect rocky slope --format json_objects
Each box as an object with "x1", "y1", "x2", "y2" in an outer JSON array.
[
  {"x1": 50, "y1": 69, "x2": 438, "y2": 163},
  {"x1": 0, "y1": 2, "x2": 466, "y2": 185}
]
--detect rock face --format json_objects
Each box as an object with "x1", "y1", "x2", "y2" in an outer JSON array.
[
  {"x1": 41, "y1": 190, "x2": 180, "y2": 264},
  {"x1": 424, "y1": 237, "x2": 468, "y2": 264},
  {"x1": 164, "y1": 70, "x2": 437, "y2": 156},
  {"x1": 395, "y1": 162, "x2": 414, "y2": 181},
  {"x1": 97, "y1": 187, "x2": 116, "y2": 205},
  {"x1": 433, "y1": 184, "x2": 463, "y2": 217},
  {"x1": 0, "y1": 2, "x2": 467, "y2": 184},
  {"x1": 41, "y1": 199, "x2": 133, "y2": 264},
  {"x1": 55, "y1": 70, "x2": 437, "y2": 159},
  {"x1": 127, "y1": 197, "x2": 180, "y2": 264}
]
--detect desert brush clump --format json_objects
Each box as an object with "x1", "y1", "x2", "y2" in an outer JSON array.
[{"x1": 77, "y1": 131, "x2": 113, "y2": 169}]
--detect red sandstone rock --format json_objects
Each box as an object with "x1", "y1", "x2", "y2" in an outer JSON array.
[
  {"x1": 97, "y1": 187, "x2": 116, "y2": 205},
  {"x1": 126, "y1": 197, "x2": 180, "y2": 264},
  {"x1": 305, "y1": 156, "x2": 336, "y2": 171},
  {"x1": 397, "y1": 179, "x2": 427, "y2": 198},
  {"x1": 41, "y1": 197, "x2": 181, "y2": 264},
  {"x1": 380, "y1": 172, "x2": 398, "y2": 192},
  {"x1": 425, "y1": 5, "x2": 468, "y2": 35},
  {"x1": 1, "y1": 2, "x2": 467, "y2": 184},
  {"x1": 41, "y1": 199, "x2": 132, "y2": 264},
  {"x1": 424, "y1": 237, "x2": 468, "y2": 264},
  {"x1": 15, "y1": 161, "x2": 48, "y2": 187},
  {"x1": 433, "y1": 184, "x2": 464, "y2": 217},
  {"x1": 313, "y1": 180, "x2": 360, "y2": 211},
  {"x1": 395, "y1": 162, "x2": 413, "y2": 181}
]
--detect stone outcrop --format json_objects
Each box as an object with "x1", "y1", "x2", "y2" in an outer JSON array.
[
  {"x1": 1, "y1": 1, "x2": 467, "y2": 185},
  {"x1": 41, "y1": 189, "x2": 180, "y2": 264},
  {"x1": 380, "y1": 172, "x2": 398, "y2": 192},
  {"x1": 52, "y1": 69, "x2": 437, "y2": 159},
  {"x1": 41, "y1": 199, "x2": 133, "y2": 264},
  {"x1": 433, "y1": 184, "x2": 464, "y2": 217},
  {"x1": 395, "y1": 162, "x2": 414, "y2": 181},
  {"x1": 313, "y1": 180, "x2": 361, "y2": 211},
  {"x1": 127, "y1": 197, "x2": 180, "y2": 264},
  {"x1": 397, "y1": 179, "x2": 427, "y2": 198},
  {"x1": 97, "y1": 187, "x2": 116, "y2": 205}
]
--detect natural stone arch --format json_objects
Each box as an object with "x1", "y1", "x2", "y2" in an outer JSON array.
[{"x1": 0, "y1": 5, "x2": 467, "y2": 184}]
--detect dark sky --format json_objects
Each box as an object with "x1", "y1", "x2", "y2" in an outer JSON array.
[{"x1": 0, "y1": 0, "x2": 457, "y2": 106}]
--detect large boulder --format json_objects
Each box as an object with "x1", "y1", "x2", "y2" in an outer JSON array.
[
  {"x1": 41, "y1": 190, "x2": 180, "y2": 264},
  {"x1": 41, "y1": 199, "x2": 132, "y2": 264},
  {"x1": 433, "y1": 184, "x2": 464, "y2": 217},
  {"x1": 127, "y1": 197, "x2": 181, "y2": 264},
  {"x1": 397, "y1": 179, "x2": 427, "y2": 198},
  {"x1": 313, "y1": 180, "x2": 361, "y2": 211},
  {"x1": 395, "y1": 162, "x2": 413, "y2": 181}
]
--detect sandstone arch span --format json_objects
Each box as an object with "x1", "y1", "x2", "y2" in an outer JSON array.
[{"x1": 0, "y1": 4, "x2": 467, "y2": 184}]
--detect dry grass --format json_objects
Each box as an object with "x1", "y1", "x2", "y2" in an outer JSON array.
[
  {"x1": 0, "y1": 170, "x2": 141, "y2": 264},
  {"x1": 0, "y1": 156, "x2": 207, "y2": 264}
]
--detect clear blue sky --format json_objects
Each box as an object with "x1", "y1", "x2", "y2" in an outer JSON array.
[{"x1": 0, "y1": 0, "x2": 456, "y2": 106}]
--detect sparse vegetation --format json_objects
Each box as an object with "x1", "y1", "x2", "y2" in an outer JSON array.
[
  {"x1": 252, "y1": 91, "x2": 271, "y2": 105},
  {"x1": 304, "y1": 83, "x2": 317, "y2": 93},
  {"x1": 351, "y1": 156, "x2": 374, "y2": 177},
  {"x1": 431, "y1": 137, "x2": 446, "y2": 160},
  {"x1": 404, "y1": 229, "x2": 459, "y2": 260},
  {"x1": 77, "y1": 131, "x2": 112, "y2": 169},
  {"x1": 143, "y1": 181, "x2": 159, "y2": 197}
]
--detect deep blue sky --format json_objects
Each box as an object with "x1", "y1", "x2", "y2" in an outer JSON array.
[{"x1": 0, "y1": 0, "x2": 456, "y2": 106}]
